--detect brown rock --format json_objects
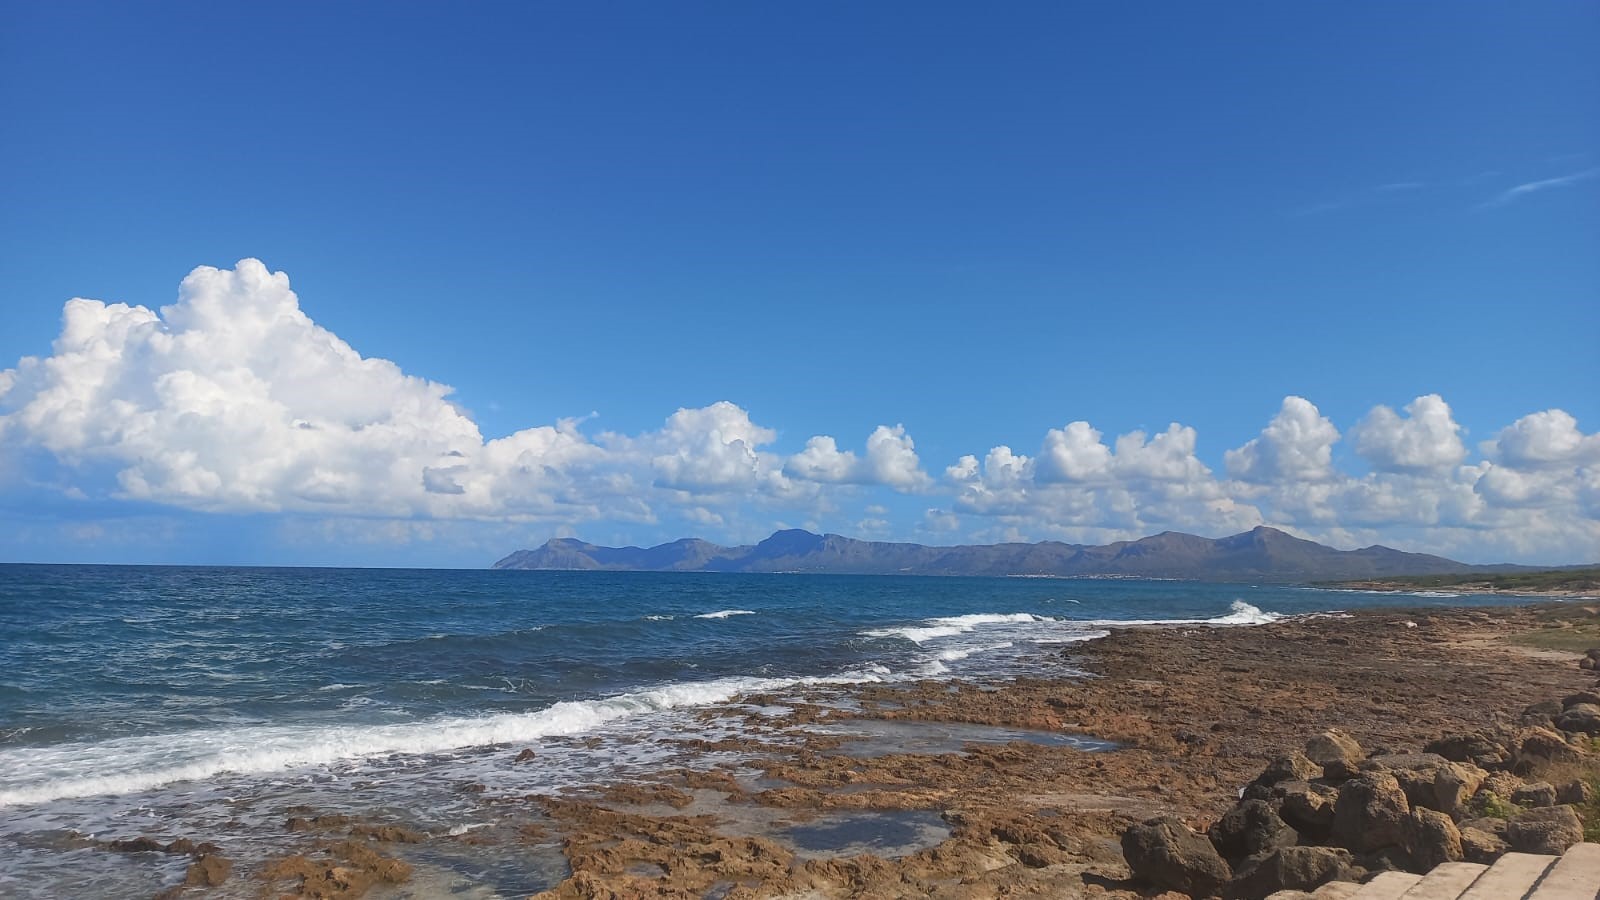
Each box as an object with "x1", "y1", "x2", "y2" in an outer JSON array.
[
  {"x1": 515, "y1": 748, "x2": 537, "y2": 763},
  {"x1": 1362, "y1": 753, "x2": 1483, "y2": 818},
  {"x1": 1305, "y1": 730, "x2": 1363, "y2": 781},
  {"x1": 1563, "y1": 691, "x2": 1600, "y2": 709},
  {"x1": 184, "y1": 854, "x2": 231, "y2": 887},
  {"x1": 1403, "y1": 808, "x2": 1463, "y2": 871},
  {"x1": 1504, "y1": 805, "x2": 1584, "y2": 854},
  {"x1": 1423, "y1": 733, "x2": 1510, "y2": 771},
  {"x1": 1208, "y1": 799, "x2": 1297, "y2": 862},
  {"x1": 1275, "y1": 781, "x2": 1337, "y2": 837},
  {"x1": 1122, "y1": 815, "x2": 1232, "y2": 897},
  {"x1": 1460, "y1": 826, "x2": 1509, "y2": 864},
  {"x1": 1512, "y1": 781, "x2": 1558, "y2": 808},
  {"x1": 1224, "y1": 846, "x2": 1361, "y2": 900},
  {"x1": 1556, "y1": 705, "x2": 1600, "y2": 735},
  {"x1": 1513, "y1": 727, "x2": 1582, "y2": 773},
  {"x1": 1331, "y1": 773, "x2": 1410, "y2": 852},
  {"x1": 1251, "y1": 752, "x2": 1324, "y2": 793},
  {"x1": 107, "y1": 836, "x2": 165, "y2": 853},
  {"x1": 1557, "y1": 779, "x2": 1594, "y2": 805}
]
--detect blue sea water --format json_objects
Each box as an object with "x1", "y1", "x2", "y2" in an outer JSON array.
[{"x1": 0, "y1": 565, "x2": 1549, "y2": 896}]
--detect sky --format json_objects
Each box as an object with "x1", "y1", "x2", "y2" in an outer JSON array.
[{"x1": 1, "y1": 2, "x2": 1596, "y2": 567}]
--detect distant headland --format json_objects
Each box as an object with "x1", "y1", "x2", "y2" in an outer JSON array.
[{"x1": 492, "y1": 526, "x2": 1574, "y2": 583}]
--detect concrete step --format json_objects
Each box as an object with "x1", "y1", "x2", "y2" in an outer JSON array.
[
  {"x1": 1458, "y1": 852, "x2": 1558, "y2": 900},
  {"x1": 1532, "y1": 841, "x2": 1600, "y2": 900},
  {"x1": 1396, "y1": 862, "x2": 1489, "y2": 899},
  {"x1": 1354, "y1": 871, "x2": 1423, "y2": 899}
]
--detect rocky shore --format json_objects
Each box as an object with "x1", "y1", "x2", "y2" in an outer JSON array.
[{"x1": 93, "y1": 601, "x2": 1600, "y2": 898}]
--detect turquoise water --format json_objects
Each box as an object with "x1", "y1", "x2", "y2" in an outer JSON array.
[{"x1": 0, "y1": 565, "x2": 1541, "y2": 895}]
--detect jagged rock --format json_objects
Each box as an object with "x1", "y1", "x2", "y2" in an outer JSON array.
[
  {"x1": 1512, "y1": 781, "x2": 1557, "y2": 808},
  {"x1": 1556, "y1": 704, "x2": 1600, "y2": 735},
  {"x1": 184, "y1": 854, "x2": 231, "y2": 887},
  {"x1": 1423, "y1": 733, "x2": 1509, "y2": 771},
  {"x1": 1522, "y1": 700, "x2": 1563, "y2": 727},
  {"x1": 1460, "y1": 826, "x2": 1509, "y2": 864},
  {"x1": 1331, "y1": 772, "x2": 1409, "y2": 852},
  {"x1": 1304, "y1": 730, "x2": 1363, "y2": 781},
  {"x1": 1362, "y1": 753, "x2": 1484, "y2": 818},
  {"x1": 1403, "y1": 807, "x2": 1463, "y2": 871},
  {"x1": 1504, "y1": 805, "x2": 1584, "y2": 854},
  {"x1": 1225, "y1": 846, "x2": 1360, "y2": 900},
  {"x1": 1209, "y1": 799, "x2": 1297, "y2": 862},
  {"x1": 1122, "y1": 816, "x2": 1232, "y2": 897},
  {"x1": 515, "y1": 748, "x2": 537, "y2": 763},
  {"x1": 1557, "y1": 779, "x2": 1594, "y2": 805},
  {"x1": 1275, "y1": 781, "x2": 1337, "y2": 838},
  {"x1": 1479, "y1": 771, "x2": 1523, "y2": 800},
  {"x1": 1512, "y1": 727, "x2": 1582, "y2": 773},
  {"x1": 1357, "y1": 846, "x2": 1419, "y2": 875},
  {"x1": 1251, "y1": 753, "x2": 1324, "y2": 793},
  {"x1": 107, "y1": 836, "x2": 165, "y2": 853}
]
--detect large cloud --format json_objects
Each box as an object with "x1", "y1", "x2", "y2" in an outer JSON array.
[
  {"x1": 1350, "y1": 394, "x2": 1467, "y2": 473},
  {"x1": 785, "y1": 424, "x2": 931, "y2": 491},
  {"x1": 2, "y1": 260, "x2": 1595, "y2": 563}
]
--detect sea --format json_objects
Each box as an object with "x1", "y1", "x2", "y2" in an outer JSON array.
[{"x1": 0, "y1": 564, "x2": 1551, "y2": 897}]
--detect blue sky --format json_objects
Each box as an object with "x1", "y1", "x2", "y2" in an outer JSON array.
[{"x1": 1, "y1": 2, "x2": 1596, "y2": 567}]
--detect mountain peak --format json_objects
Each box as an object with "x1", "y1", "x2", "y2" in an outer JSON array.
[{"x1": 493, "y1": 527, "x2": 1494, "y2": 580}]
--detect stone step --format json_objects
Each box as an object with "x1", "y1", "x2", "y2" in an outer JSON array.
[
  {"x1": 1458, "y1": 851, "x2": 1558, "y2": 900},
  {"x1": 1312, "y1": 882, "x2": 1364, "y2": 899},
  {"x1": 1532, "y1": 841, "x2": 1600, "y2": 900},
  {"x1": 1396, "y1": 862, "x2": 1489, "y2": 899},
  {"x1": 1354, "y1": 871, "x2": 1423, "y2": 899}
]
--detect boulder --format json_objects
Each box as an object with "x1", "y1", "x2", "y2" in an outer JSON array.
[
  {"x1": 1275, "y1": 781, "x2": 1337, "y2": 838},
  {"x1": 184, "y1": 854, "x2": 231, "y2": 887},
  {"x1": 1362, "y1": 753, "x2": 1484, "y2": 818},
  {"x1": 1122, "y1": 815, "x2": 1232, "y2": 897},
  {"x1": 1304, "y1": 730, "x2": 1363, "y2": 781},
  {"x1": 1459, "y1": 826, "x2": 1509, "y2": 864},
  {"x1": 1522, "y1": 700, "x2": 1563, "y2": 728},
  {"x1": 1224, "y1": 846, "x2": 1360, "y2": 900},
  {"x1": 1511, "y1": 781, "x2": 1557, "y2": 808},
  {"x1": 1512, "y1": 727, "x2": 1582, "y2": 774},
  {"x1": 1331, "y1": 773, "x2": 1409, "y2": 852},
  {"x1": 1403, "y1": 808, "x2": 1463, "y2": 871},
  {"x1": 1563, "y1": 691, "x2": 1600, "y2": 709},
  {"x1": 1251, "y1": 753, "x2": 1324, "y2": 793},
  {"x1": 1504, "y1": 805, "x2": 1584, "y2": 854},
  {"x1": 1423, "y1": 733, "x2": 1509, "y2": 771},
  {"x1": 1557, "y1": 779, "x2": 1594, "y2": 805},
  {"x1": 1209, "y1": 799, "x2": 1298, "y2": 862},
  {"x1": 1556, "y1": 704, "x2": 1600, "y2": 735}
]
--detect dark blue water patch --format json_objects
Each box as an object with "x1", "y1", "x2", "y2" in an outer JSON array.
[{"x1": 781, "y1": 810, "x2": 951, "y2": 858}]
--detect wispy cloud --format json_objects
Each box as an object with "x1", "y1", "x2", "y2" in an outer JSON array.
[
  {"x1": 1482, "y1": 167, "x2": 1600, "y2": 208},
  {"x1": 1293, "y1": 180, "x2": 1428, "y2": 216}
]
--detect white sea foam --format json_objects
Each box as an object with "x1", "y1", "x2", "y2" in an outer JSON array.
[
  {"x1": 694, "y1": 609, "x2": 755, "y2": 619},
  {"x1": 1081, "y1": 600, "x2": 1283, "y2": 627},
  {"x1": 644, "y1": 614, "x2": 675, "y2": 621},
  {"x1": 0, "y1": 667, "x2": 894, "y2": 808},
  {"x1": 864, "y1": 612, "x2": 1048, "y2": 644}
]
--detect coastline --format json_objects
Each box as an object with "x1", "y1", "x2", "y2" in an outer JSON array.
[{"x1": 188, "y1": 600, "x2": 1594, "y2": 899}]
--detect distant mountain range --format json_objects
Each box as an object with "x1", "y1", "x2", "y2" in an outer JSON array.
[{"x1": 491, "y1": 526, "x2": 1531, "y2": 582}]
